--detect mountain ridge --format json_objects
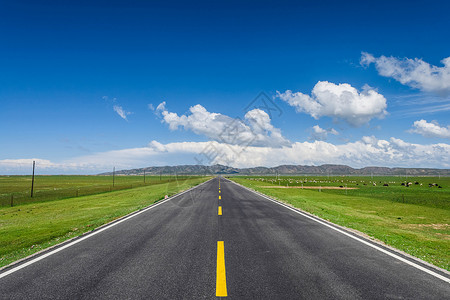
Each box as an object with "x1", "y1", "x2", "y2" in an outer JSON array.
[{"x1": 99, "y1": 164, "x2": 450, "y2": 176}]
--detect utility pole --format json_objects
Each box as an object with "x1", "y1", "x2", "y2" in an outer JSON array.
[
  {"x1": 113, "y1": 167, "x2": 115, "y2": 187},
  {"x1": 31, "y1": 160, "x2": 35, "y2": 198}
]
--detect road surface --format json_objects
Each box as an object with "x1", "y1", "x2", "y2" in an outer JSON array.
[{"x1": 1, "y1": 177, "x2": 449, "y2": 299}]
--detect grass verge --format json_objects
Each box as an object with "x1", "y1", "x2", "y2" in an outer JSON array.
[
  {"x1": 0, "y1": 176, "x2": 210, "y2": 269},
  {"x1": 230, "y1": 177, "x2": 450, "y2": 271}
]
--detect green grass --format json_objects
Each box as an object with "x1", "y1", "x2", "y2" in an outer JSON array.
[
  {"x1": 0, "y1": 176, "x2": 210, "y2": 268},
  {"x1": 241, "y1": 175, "x2": 450, "y2": 208},
  {"x1": 0, "y1": 175, "x2": 193, "y2": 207},
  {"x1": 230, "y1": 175, "x2": 450, "y2": 271}
]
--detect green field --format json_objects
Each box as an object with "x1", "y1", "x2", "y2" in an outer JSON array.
[
  {"x1": 0, "y1": 176, "x2": 210, "y2": 268},
  {"x1": 0, "y1": 175, "x2": 192, "y2": 207},
  {"x1": 229, "y1": 175, "x2": 450, "y2": 271}
]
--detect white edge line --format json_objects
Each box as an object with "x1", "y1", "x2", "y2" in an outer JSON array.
[
  {"x1": 0, "y1": 178, "x2": 213, "y2": 279},
  {"x1": 228, "y1": 179, "x2": 450, "y2": 284}
]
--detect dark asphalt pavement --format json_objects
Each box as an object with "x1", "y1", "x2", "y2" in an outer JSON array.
[{"x1": 0, "y1": 177, "x2": 449, "y2": 299}]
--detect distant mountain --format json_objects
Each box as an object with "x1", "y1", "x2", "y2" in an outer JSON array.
[{"x1": 99, "y1": 164, "x2": 450, "y2": 176}]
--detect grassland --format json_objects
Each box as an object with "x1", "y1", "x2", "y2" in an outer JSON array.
[
  {"x1": 0, "y1": 176, "x2": 210, "y2": 268},
  {"x1": 0, "y1": 175, "x2": 191, "y2": 207},
  {"x1": 230, "y1": 175, "x2": 450, "y2": 271}
]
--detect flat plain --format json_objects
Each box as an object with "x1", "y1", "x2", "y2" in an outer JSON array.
[
  {"x1": 1, "y1": 177, "x2": 448, "y2": 299},
  {"x1": 0, "y1": 175, "x2": 193, "y2": 206}
]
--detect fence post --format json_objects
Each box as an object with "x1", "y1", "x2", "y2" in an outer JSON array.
[
  {"x1": 113, "y1": 167, "x2": 115, "y2": 187},
  {"x1": 31, "y1": 160, "x2": 35, "y2": 198}
]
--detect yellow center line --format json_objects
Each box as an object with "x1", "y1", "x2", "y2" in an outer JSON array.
[
  {"x1": 218, "y1": 206, "x2": 222, "y2": 215},
  {"x1": 216, "y1": 241, "x2": 227, "y2": 297},
  {"x1": 219, "y1": 195, "x2": 221, "y2": 200},
  {"x1": 219, "y1": 190, "x2": 221, "y2": 193}
]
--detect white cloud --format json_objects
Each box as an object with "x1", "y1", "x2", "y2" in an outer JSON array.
[
  {"x1": 0, "y1": 158, "x2": 97, "y2": 174},
  {"x1": 277, "y1": 81, "x2": 387, "y2": 126},
  {"x1": 148, "y1": 103, "x2": 155, "y2": 111},
  {"x1": 409, "y1": 119, "x2": 450, "y2": 138},
  {"x1": 1, "y1": 137, "x2": 449, "y2": 174},
  {"x1": 148, "y1": 140, "x2": 167, "y2": 152},
  {"x1": 156, "y1": 101, "x2": 166, "y2": 111},
  {"x1": 310, "y1": 125, "x2": 338, "y2": 141},
  {"x1": 113, "y1": 105, "x2": 132, "y2": 121},
  {"x1": 156, "y1": 102, "x2": 290, "y2": 147},
  {"x1": 0, "y1": 158, "x2": 57, "y2": 169},
  {"x1": 87, "y1": 137, "x2": 450, "y2": 169},
  {"x1": 361, "y1": 52, "x2": 450, "y2": 95}
]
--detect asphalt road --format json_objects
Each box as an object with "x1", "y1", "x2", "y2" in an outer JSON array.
[{"x1": 0, "y1": 177, "x2": 449, "y2": 299}]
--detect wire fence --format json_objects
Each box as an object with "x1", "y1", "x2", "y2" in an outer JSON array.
[{"x1": 0, "y1": 175, "x2": 201, "y2": 207}]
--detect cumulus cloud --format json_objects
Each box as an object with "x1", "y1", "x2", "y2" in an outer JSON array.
[
  {"x1": 277, "y1": 81, "x2": 387, "y2": 126},
  {"x1": 409, "y1": 119, "x2": 450, "y2": 138},
  {"x1": 155, "y1": 102, "x2": 290, "y2": 147},
  {"x1": 148, "y1": 140, "x2": 167, "y2": 152},
  {"x1": 361, "y1": 52, "x2": 450, "y2": 95},
  {"x1": 142, "y1": 137, "x2": 450, "y2": 169},
  {"x1": 310, "y1": 125, "x2": 338, "y2": 141},
  {"x1": 2, "y1": 136, "x2": 449, "y2": 174},
  {"x1": 113, "y1": 105, "x2": 132, "y2": 121}
]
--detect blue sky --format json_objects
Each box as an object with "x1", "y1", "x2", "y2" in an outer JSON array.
[{"x1": 1, "y1": 0, "x2": 449, "y2": 174}]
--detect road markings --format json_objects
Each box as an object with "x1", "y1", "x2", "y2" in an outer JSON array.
[
  {"x1": 219, "y1": 195, "x2": 221, "y2": 200},
  {"x1": 230, "y1": 180, "x2": 450, "y2": 284},
  {"x1": 0, "y1": 178, "x2": 214, "y2": 279},
  {"x1": 218, "y1": 206, "x2": 222, "y2": 215},
  {"x1": 216, "y1": 241, "x2": 228, "y2": 297},
  {"x1": 219, "y1": 190, "x2": 221, "y2": 193}
]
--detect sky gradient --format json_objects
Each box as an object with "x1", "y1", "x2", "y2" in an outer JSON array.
[{"x1": 1, "y1": 0, "x2": 449, "y2": 174}]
